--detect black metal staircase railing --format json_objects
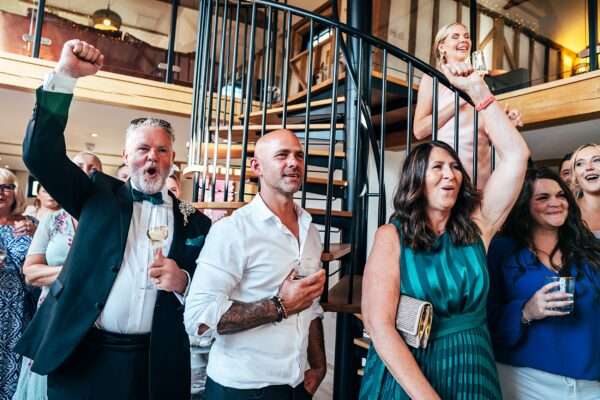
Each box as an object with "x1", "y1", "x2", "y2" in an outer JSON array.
[
  {"x1": 184, "y1": 0, "x2": 478, "y2": 300},
  {"x1": 184, "y1": 1, "x2": 490, "y2": 398}
]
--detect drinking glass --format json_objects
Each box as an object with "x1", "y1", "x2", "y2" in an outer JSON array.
[
  {"x1": 143, "y1": 207, "x2": 169, "y2": 289},
  {"x1": 469, "y1": 50, "x2": 488, "y2": 76},
  {"x1": 295, "y1": 257, "x2": 322, "y2": 279},
  {"x1": 545, "y1": 276, "x2": 575, "y2": 312}
]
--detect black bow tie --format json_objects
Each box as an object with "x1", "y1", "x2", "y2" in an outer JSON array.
[{"x1": 132, "y1": 189, "x2": 163, "y2": 205}]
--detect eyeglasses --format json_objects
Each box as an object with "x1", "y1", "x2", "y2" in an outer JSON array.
[{"x1": 0, "y1": 184, "x2": 16, "y2": 192}]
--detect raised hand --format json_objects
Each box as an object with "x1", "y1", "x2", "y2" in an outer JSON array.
[
  {"x1": 278, "y1": 269, "x2": 326, "y2": 316},
  {"x1": 55, "y1": 39, "x2": 104, "y2": 79},
  {"x1": 440, "y1": 62, "x2": 482, "y2": 93},
  {"x1": 504, "y1": 104, "x2": 524, "y2": 128},
  {"x1": 522, "y1": 281, "x2": 573, "y2": 322}
]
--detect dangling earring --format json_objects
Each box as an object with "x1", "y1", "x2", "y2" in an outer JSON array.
[{"x1": 441, "y1": 50, "x2": 447, "y2": 64}]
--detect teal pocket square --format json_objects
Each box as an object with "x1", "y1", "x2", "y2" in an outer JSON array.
[{"x1": 185, "y1": 235, "x2": 205, "y2": 247}]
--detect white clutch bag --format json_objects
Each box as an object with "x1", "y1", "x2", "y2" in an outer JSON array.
[{"x1": 395, "y1": 295, "x2": 433, "y2": 349}]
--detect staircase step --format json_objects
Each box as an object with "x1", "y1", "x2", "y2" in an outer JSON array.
[
  {"x1": 196, "y1": 143, "x2": 346, "y2": 160},
  {"x1": 322, "y1": 243, "x2": 352, "y2": 262},
  {"x1": 353, "y1": 337, "x2": 370, "y2": 350},
  {"x1": 241, "y1": 97, "x2": 346, "y2": 125},
  {"x1": 308, "y1": 207, "x2": 352, "y2": 229},
  {"x1": 183, "y1": 165, "x2": 347, "y2": 190},
  {"x1": 208, "y1": 123, "x2": 344, "y2": 132},
  {"x1": 321, "y1": 275, "x2": 362, "y2": 313},
  {"x1": 193, "y1": 202, "x2": 351, "y2": 221},
  {"x1": 287, "y1": 69, "x2": 415, "y2": 106}
]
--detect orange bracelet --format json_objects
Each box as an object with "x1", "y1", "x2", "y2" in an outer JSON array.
[{"x1": 475, "y1": 94, "x2": 496, "y2": 112}]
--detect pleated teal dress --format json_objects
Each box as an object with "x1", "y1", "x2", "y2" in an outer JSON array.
[{"x1": 359, "y1": 220, "x2": 502, "y2": 400}]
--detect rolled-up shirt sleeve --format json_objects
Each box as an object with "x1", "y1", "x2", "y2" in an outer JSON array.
[
  {"x1": 184, "y1": 218, "x2": 245, "y2": 338},
  {"x1": 308, "y1": 298, "x2": 324, "y2": 321}
]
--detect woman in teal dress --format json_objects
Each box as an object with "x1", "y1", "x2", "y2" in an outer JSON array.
[{"x1": 359, "y1": 64, "x2": 530, "y2": 399}]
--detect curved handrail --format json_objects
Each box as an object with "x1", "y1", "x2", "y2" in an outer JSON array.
[{"x1": 249, "y1": 0, "x2": 473, "y2": 104}]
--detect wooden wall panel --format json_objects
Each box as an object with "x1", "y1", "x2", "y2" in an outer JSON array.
[{"x1": 415, "y1": 0, "x2": 434, "y2": 62}]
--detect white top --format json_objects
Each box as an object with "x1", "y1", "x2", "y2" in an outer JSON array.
[
  {"x1": 184, "y1": 195, "x2": 324, "y2": 389},
  {"x1": 95, "y1": 184, "x2": 174, "y2": 333},
  {"x1": 43, "y1": 71, "x2": 185, "y2": 334}
]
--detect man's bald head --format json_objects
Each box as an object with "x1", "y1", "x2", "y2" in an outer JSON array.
[
  {"x1": 73, "y1": 151, "x2": 103, "y2": 176},
  {"x1": 254, "y1": 129, "x2": 301, "y2": 160},
  {"x1": 251, "y1": 129, "x2": 304, "y2": 197}
]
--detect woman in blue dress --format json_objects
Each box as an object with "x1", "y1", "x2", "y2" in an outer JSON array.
[
  {"x1": 0, "y1": 169, "x2": 35, "y2": 400},
  {"x1": 488, "y1": 167, "x2": 600, "y2": 399},
  {"x1": 13, "y1": 188, "x2": 76, "y2": 400}
]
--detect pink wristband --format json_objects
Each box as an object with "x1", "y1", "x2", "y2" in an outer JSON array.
[{"x1": 475, "y1": 95, "x2": 496, "y2": 112}]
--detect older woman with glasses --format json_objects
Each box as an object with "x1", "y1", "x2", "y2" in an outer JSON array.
[{"x1": 0, "y1": 168, "x2": 35, "y2": 400}]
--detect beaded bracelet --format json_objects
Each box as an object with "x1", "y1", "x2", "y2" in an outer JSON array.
[{"x1": 271, "y1": 296, "x2": 288, "y2": 322}]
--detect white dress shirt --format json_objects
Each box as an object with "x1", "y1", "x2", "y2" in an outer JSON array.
[
  {"x1": 95, "y1": 184, "x2": 174, "y2": 333},
  {"x1": 43, "y1": 72, "x2": 183, "y2": 334},
  {"x1": 184, "y1": 195, "x2": 324, "y2": 389}
]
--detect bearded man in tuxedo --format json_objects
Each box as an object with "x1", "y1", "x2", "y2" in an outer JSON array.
[{"x1": 17, "y1": 39, "x2": 211, "y2": 400}]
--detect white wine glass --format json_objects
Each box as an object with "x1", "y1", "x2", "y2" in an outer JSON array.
[
  {"x1": 469, "y1": 50, "x2": 488, "y2": 76},
  {"x1": 143, "y1": 207, "x2": 169, "y2": 289}
]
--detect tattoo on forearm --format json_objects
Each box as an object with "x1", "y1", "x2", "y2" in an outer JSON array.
[{"x1": 217, "y1": 299, "x2": 279, "y2": 335}]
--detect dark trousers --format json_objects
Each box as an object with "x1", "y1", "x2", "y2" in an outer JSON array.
[
  {"x1": 48, "y1": 328, "x2": 151, "y2": 400},
  {"x1": 205, "y1": 377, "x2": 312, "y2": 400}
]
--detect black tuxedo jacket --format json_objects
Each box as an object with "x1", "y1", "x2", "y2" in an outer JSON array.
[{"x1": 16, "y1": 88, "x2": 211, "y2": 400}]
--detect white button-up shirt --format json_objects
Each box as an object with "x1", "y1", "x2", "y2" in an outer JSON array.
[
  {"x1": 43, "y1": 72, "x2": 185, "y2": 334},
  {"x1": 95, "y1": 185, "x2": 174, "y2": 334},
  {"x1": 184, "y1": 195, "x2": 324, "y2": 389}
]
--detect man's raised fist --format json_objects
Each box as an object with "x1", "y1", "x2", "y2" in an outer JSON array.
[{"x1": 55, "y1": 39, "x2": 104, "y2": 79}]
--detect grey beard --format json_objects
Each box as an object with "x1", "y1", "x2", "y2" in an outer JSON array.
[{"x1": 130, "y1": 172, "x2": 167, "y2": 194}]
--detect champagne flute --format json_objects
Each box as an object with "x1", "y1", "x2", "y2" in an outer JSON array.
[
  {"x1": 469, "y1": 50, "x2": 488, "y2": 76},
  {"x1": 143, "y1": 207, "x2": 169, "y2": 289}
]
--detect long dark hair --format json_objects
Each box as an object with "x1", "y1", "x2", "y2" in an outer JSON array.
[
  {"x1": 391, "y1": 141, "x2": 481, "y2": 251},
  {"x1": 502, "y1": 167, "x2": 600, "y2": 274}
]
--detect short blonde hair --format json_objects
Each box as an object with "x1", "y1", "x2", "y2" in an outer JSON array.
[
  {"x1": 432, "y1": 22, "x2": 468, "y2": 67},
  {"x1": 571, "y1": 143, "x2": 600, "y2": 192},
  {"x1": 0, "y1": 168, "x2": 26, "y2": 215}
]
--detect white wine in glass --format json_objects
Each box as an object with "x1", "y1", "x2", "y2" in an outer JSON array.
[
  {"x1": 469, "y1": 50, "x2": 488, "y2": 76},
  {"x1": 147, "y1": 226, "x2": 169, "y2": 248},
  {"x1": 143, "y1": 208, "x2": 169, "y2": 289}
]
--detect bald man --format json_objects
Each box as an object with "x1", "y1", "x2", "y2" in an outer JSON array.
[
  {"x1": 184, "y1": 130, "x2": 327, "y2": 399},
  {"x1": 72, "y1": 151, "x2": 102, "y2": 176}
]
